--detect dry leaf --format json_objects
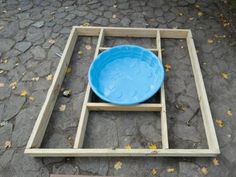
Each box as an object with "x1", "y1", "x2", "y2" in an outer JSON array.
[
  {"x1": 4, "y1": 140, "x2": 11, "y2": 149},
  {"x1": 112, "y1": 14, "x2": 117, "y2": 18},
  {"x1": 9, "y1": 81, "x2": 17, "y2": 89},
  {"x1": 0, "y1": 82, "x2": 5, "y2": 88},
  {"x1": 48, "y1": 39, "x2": 56, "y2": 44},
  {"x1": 212, "y1": 158, "x2": 220, "y2": 166},
  {"x1": 0, "y1": 26, "x2": 4, "y2": 31},
  {"x1": 31, "y1": 77, "x2": 39, "y2": 81},
  {"x1": 165, "y1": 64, "x2": 171, "y2": 72},
  {"x1": 195, "y1": 4, "x2": 200, "y2": 8},
  {"x1": 29, "y1": 96, "x2": 35, "y2": 101},
  {"x1": 125, "y1": 144, "x2": 132, "y2": 149},
  {"x1": 0, "y1": 70, "x2": 4, "y2": 74},
  {"x1": 200, "y1": 167, "x2": 208, "y2": 175},
  {"x1": 83, "y1": 22, "x2": 90, "y2": 26},
  {"x1": 149, "y1": 143, "x2": 157, "y2": 150},
  {"x1": 78, "y1": 51, "x2": 83, "y2": 55},
  {"x1": 46, "y1": 74, "x2": 53, "y2": 80},
  {"x1": 151, "y1": 168, "x2": 158, "y2": 176},
  {"x1": 20, "y1": 89, "x2": 28, "y2": 97},
  {"x1": 208, "y1": 39, "x2": 214, "y2": 44},
  {"x1": 66, "y1": 67, "x2": 72, "y2": 74},
  {"x1": 198, "y1": 11, "x2": 203, "y2": 17},
  {"x1": 221, "y1": 72, "x2": 228, "y2": 80},
  {"x1": 227, "y1": 110, "x2": 232, "y2": 117},
  {"x1": 215, "y1": 119, "x2": 224, "y2": 128},
  {"x1": 178, "y1": 12, "x2": 184, "y2": 16},
  {"x1": 114, "y1": 161, "x2": 122, "y2": 170},
  {"x1": 85, "y1": 45, "x2": 92, "y2": 50},
  {"x1": 59, "y1": 104, "x2": 66, "y2": 112},
  {"x1": 189, "y1": 17, "x2": 194, "y2": 21},
  {"x1": 167, "y1": 167, "x2": 176, "y2": 173}
]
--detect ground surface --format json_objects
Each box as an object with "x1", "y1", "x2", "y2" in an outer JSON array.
[{"x1": 0, "y1": 0, "x2": 236, "y2": 177}]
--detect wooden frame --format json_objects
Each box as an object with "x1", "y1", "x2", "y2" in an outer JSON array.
[{"x1": 25, "y1": 27, "x2": 220, "y2": 157}]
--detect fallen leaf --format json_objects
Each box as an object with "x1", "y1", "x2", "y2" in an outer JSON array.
[
  {"x1": 46, "y1": 74, "x2": 53, "y2": 80},
  {"x1": 31, "y1": 77, "x2": 39, "y2": 81},
  {"x1": 200, "y1": 167, "x2": 208, "y2": 175},
  {"x1": 208, "y1": 39, "x2": 214, "y2": 44},
  {"x1": 178, "y1": 12, "x2": 184, "y2": 16},
  {"x1": 221, "y1": 72, "x2": 228, "y2": 80},
  {"x1": 48, "y1": 39, "x2": 56, "y2": 44},
  {"x1": 215, "y1": 119, "x2": 224, "y2": 128},
  {"x1": 0, "y1": 82, "x2": 5, "y2": 87},
  {"x1": 189, "y1": 17, "x2": 194, "y2": 21},
  {"x1": 4, "y1": 140, "x2": 11, "y2": 149},
  {"x1": 161, "y1": 48, "x2": 165, "y2": 52},
  {"x1": 59, "y1": 104, "x2": 66, "y2": 112},
  {"x1": 212, "y1": 158, "x2": 220, "y2": 166},
  {"x1": 29, "y1": 96, "x2": 35, "y2": 101},
  {"x1": 0, "y1": 70, "x2": 4, "y2": 74},
  {"x1": 113, "y1": 4, "x2": 117, "y2": 8},
  {"x1": 195, "y1": 4, "x2": 200, "y2": 8},
  {"x1": 125, "y1": 144, "x2": 132, "y2": 149},
  {"x1": 10, "y1": 81, "x2": 17, "y2": 89},
  {"x1": 0, "y1": 26, "x2": 4, "y2": 31},
  {"x1": 66, "y1": 67, "x2": 72, "y2": 74},
  {"x1": 223, "y1": 22, "x2": 230, "y2": 27},
  {"x1": 114, "y1": 161, "x2": 122, "y2": 170},
  {"x1": 112, "y1": 14, "x2": 117, "y2": 18},
  {"x1": 198, "y1": 11, "x2": 203, "y2": 17},
  {"x1": 149, "y1": 143, "x2": 157, "y2": 150},
  {"x1": 151, "y1": 168, "x2": 158, "y2": 176},
  {"x1": 227, "y1": 110, "x2": 232, "y2": 117},
  {"x1": 164, "y1": 64, "x2": 171, "y2": 72},
  {"x1": 20, "y1": 89, "x2": 28, "y2": 97},
  {"x1": 85, "y1": 45, "x2": 92, "y2": 50},
  {"x1": 83, "y1": 22, "x2": 90, "y2": 26},
  {"x1": 78, "y1": 51, "x2": 83, "y2": 55},
  {"x1": 167, "y1": 167, "x2": 176, "y2": 173}
]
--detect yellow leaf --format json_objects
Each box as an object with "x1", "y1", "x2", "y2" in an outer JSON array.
[
  {"x1": 78, "y1": 51, "x2": 83, "y2": 55},
  {"x1": 85, "y1": 45, "x2": 92, "y2": 50},
  {"x1": 9, "y1": 81, "x2": 17, "y2": 89},
  {"x1": 151, "y1": 168, "x2": 158, "y2": 176},
  {"x1": 221, "y1": 72, "x2": 228, "y2": 80},
  {"x1": 149, "y1": 143, "x2": 157, "y2": 150},
  {"x1": 114, "y1": 161, "x2": 122, "y2": 170},
  {"x1": 29, "y1": 96, "x2": 35, "y2": 101},
  {"x1": 31, "y1": 77, "x2": 39, "y2": 81},
  {"x1": 212, "y1": 158, "x2": 220, "y2": 166},
  {"x1": 66, "y1": 67, "x2": 72, "y2": 74},
  {"x1": 20, "y1": 89, "x2": 28, "y2": 97},
  {"x1": 125, "y1": 144, "x2": 132, "y2": 149},
  {"x1": 4, "y1": 140, "x2": 11, "y2": 149},
  {"x1": 227, "y1": 110, "x2": 232, "y2": 117},
  {"x1": 46, "y1": 74, "x2": 53, "y2": 81},
  {"x1": 200, "y1": 167, "x2": 208, "y2": 175},
  {"x1": 215, "y1": 119, "x2": 224, "y2": 128},
  {"x1": 83, "y1": 22, "x2": 90, "y2": 26},
  {"x1": 208, "y1": 39, "x2": 214, "y2": 44},
  {"x1": 59, "y1": 104, "x2": 66, "y2": 112},
  {"x1": 198, "y1": 11, "x2": 203, "y2": 17},
  {"x1": 48, "y1": 39, "x2": 56, "y2": 44},
  {"x1": 167, "y1": 167, "x2": 176, "y2": 173},
  {"x1": 165, "y1": 64, "x2": 171, "y2": 72}
]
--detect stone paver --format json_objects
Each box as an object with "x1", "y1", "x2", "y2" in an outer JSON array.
[{"x1": 0, "y1": 0, "x2": 235, "y2": 177}]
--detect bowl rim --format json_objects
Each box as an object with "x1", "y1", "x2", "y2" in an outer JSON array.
[{"x1": 88, "y1": 44, "x2": 165, "y2": 105}]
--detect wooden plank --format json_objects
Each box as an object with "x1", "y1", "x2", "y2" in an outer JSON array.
[
  {"x1": 159, "y1": 29, "x2": 189, "y2": 38},
  {"x1": 25, "y1": 148, "x2": 218, "y2": 157},
  {"x1": 156, "y1": 31, "x2": 169, "y2": 149},
  {"x1": 87, "y1": 103, "x2": 162, "y2": 112},
  {"x1": 26, "y1": 27, "x2": 78, "y2": 149},
  {"x1": 51, "y1": 175, "x2": 120, "y2": 177},
  {"x1": 186, "y1": 31, "x2": 220, "y2": 153},
  {"x1": 73, "y1": 28, "x2": 105, "y2": 148},
  {"x1": 99, "y1": 47, "x2": 158, "y2": 52}
]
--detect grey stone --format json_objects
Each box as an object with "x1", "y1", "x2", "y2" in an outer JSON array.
[
  {"x1": 14, "y1": 42, "x2": 32, "y2": 52},
  {"x1": 48, "y1": 46, "x2": 61, "y2": 59},
  {"x1": 140, "y1": 123, "x2": 161, "y2": 143},
  {"x1": 172, "y1": 124, "x2": 200, "y2": 142},
  {"x1": 179, "y1": 162, "x2": 202, "y2": 177},
  {"x1": 164, "y1": 12, "x2": 176, "y2": 22},
  {"x1": 17, "y1": 13, "x2": 30, "y2": 20},
  {"x1": 19, "y1": 51, "x2": 33, "y2": 63},
  {"x1": 0, "y1": 150, "x2": 14, "y2": 168},
  {"x1": 0, "y1": 104, "x2": 4, "y2": 120},
  {"x1": 35, "y1": 61, "x2": 51, "y2": 77},
  {"x1": 0, "y1": 123, "x2": 13, "y2": 152},
  {"x1": 1, "y1": 21, "x2": 19, "y2": 38},
  {"x1": 60, "y1": 27, "x2": 70, "y2": 34},
  {"x1": 12, "y1": 106, "x2": 39, "y2": 147},
  {"x1": 104, "y1": 11, "x2": 112, "y2": 18},
  {"x1": 31, "y1": 46, "x2": 46, "y2": 60},
  {"x1": 22, "y1": 71, "x2": 35, "y2": 81},
  {"x1": 52, "y1": 163, "x2": 79, "y2": 174},
  {"x1": 30, "y1": 90, "x2": 46, "y2": 106},
  {"x1": 33, "y1": 78, "x2": 51, "y2": 90},
  {"x1": 32, "y1": 21, "x2": 44, "y2": 28},
  {"x1": 0, "y1": 57, "x2": 18, "y2": 71},
  {"x1": 14, "y1": 30, "x2": 26, "y2": 42},
  {"x1": 120, "y1": 17, "x2": 131, "y2": 26},
  {"x1": 19, "y1": 2, "x2": 33, "y2": 11},
  {"x1": 154, "y1": 9, "x2": 163, "y2": 17},
  {"x1": 0, "y1": 39, "x2": 15, "y2": 52},
  {"x1": 3, "y1": 96, "x2": 25, "y2": 120},
  {"x1": 44, "y1": 133, "x2": 71, "y2": 148},
  {"x1": 20, "y1": 19, "x2": 34, "y2": 28},
  {"x1": 86, "y1": 13, "x2": 96, "y2": 21},
  {"x1": 0, "y1": 87, "x2": 11, "y2": 100},
  {"x1": 65, "y1": 14, "x2": 76, "y2": 21},
  {"x1": 94, "y1": 17, "x2": 109, "y2": 26},
  {"x1": 76, "y1": 10, "x2": 88, "y2": 17},
  {"x1": 55, "y1": 12, "x2": 67, "y2": 19},
  {"x1": 26, "y1": 27, "x2": 44, "y2": 43},
  {"x1": 119, "y1": 2, "x2": 129, "y2": 9},
  {"x1": 76, "y1": 158, "x2": 108, "y2": 175}
]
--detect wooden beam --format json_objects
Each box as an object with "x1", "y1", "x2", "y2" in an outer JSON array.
[
  {"x1": 99, "y1": 47, "x2": 158, "y2": 53},
  {"x1": 186, "y1": 31, "x2": 220, "y2": 153},
  {"x1": 73, "y1": 28, "x2": 105, "y2": 148},
  {"x1": 156, "y1": 31, "x2": 169, "y2": 149},
  {"x1": 159, "y1": 29, "x2": 189, "y2": 38},
  {"x1": 26, "y1": 27, "x2": 78, "y2": 149},
  {"x1": 87, "y1": 103, "x2": 162, "y2": 112},
  {"x1": 25, "y1": 148, "x2": 218, "y2": 157}
]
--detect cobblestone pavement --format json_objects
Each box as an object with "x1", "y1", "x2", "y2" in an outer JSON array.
[{"x1": 0, "y1": 0, "x2": 236, "y2": 176}]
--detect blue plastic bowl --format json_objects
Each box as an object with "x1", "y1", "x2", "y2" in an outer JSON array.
[{"x1": 88, "y1": 45, "x2": 164, "y2": 105}]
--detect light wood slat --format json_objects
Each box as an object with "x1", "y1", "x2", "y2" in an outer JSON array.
[
  {"x1": 25, "y1": 148, "x2": 218, "y2": 157},
  {"x1": 73, "y1": 28, "x2": 105, "y2": 148},
  {"x1": 26, "y1": 27, "x2": 78, "y2": 149},
  {"x1": 99, "y1": 47, "x2": 158, "y2": 52},
  {"x1": 87, "y1": 103, "x2": 162, "y2": 112},
  {"x1": 156, "y1": 31, "x2": 169, "y2": 149},
  {"x1": 186, "y1": 31, "x2": 220, "y2": 153}
]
